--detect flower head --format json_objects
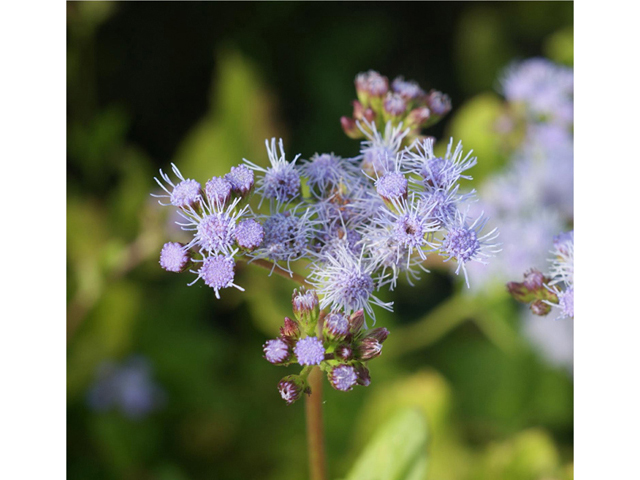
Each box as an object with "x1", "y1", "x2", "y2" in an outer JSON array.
[
  {"x1": 159, "y1": 242, "x2": 189, "y2": 273},
  {"x1": 263, "y1": 338, "x2": 290, "y2": 364},
  {"x1": 309, "y1": 242, "x2": 392, "y2": 324},
  {"x1": 328, "y1": 365, "x2": 358, "y2": 392},
  {"x1": 436, "y1": 212, "x2": 501, "y2": 288},
  {"x1": 205, "y1": 176, "x2": 232, "y2": 207},
  {"x1": 192, "y1": 254, "x2": 244, "y2": 299},
  {"x1": 391, "y1": 77, "x2": 425, "y2": 100},
  {"x1": 152, "y1": 164, "x2": 202, "y2": 208},
  {"x1": 225, "y1": 164, "x2": 254, "y2": 197},
  {"x1": 245, "y1": 138, "x2": 301, "y2": 206},
  {"x1": 294, "y1": 337, "x2": 325, "y2": 366},
  {"x1": 234, "y1": 219, "x2": 264, "y2": 251}
]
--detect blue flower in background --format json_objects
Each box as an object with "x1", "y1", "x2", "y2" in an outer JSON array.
[{"x1": 87, "y1": 356, "x2": 165, "y2": 420}]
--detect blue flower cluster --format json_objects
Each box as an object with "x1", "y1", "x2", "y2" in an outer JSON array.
[
  {"x1": 263, "y1": 288, "x2": 389, "y2": 404},
  {"x1": 152, "y1": 70, "x2": 501, "y2": 402}
]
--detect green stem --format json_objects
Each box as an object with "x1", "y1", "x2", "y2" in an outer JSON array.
[{"x1": 385, "y1": 293, "x2": 476, "y2": 358}]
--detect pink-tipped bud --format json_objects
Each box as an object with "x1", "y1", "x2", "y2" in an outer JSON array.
[
  {"x1": 341, "y1": 116, "x2": 362, "y2": 139},
  {"x1": 279, "y1": 317, "x2": 301, "y2": 344},
  {"x1": 292, "y1": 288, "x2": 319, "y2": 334},
  {"x1": 530, "y1": 300, "x2": 552, "y2": 316},
  {"x1": 364, "y1": 327, "x2": 389, "y2": 344},
  {"x1": 322, "y1": 312, "x2": 350, "y2": 342},
  {"x1": 348, "y1": 310, "x2": 365, "y2": 335},
  {"x1": 334, "y1": 344, "x2": 353, "y2": 361},
  {"x1": 523, "y1": 269, "x2": 545, "y2": 290},
  {"x1": 277, "y1": 375, "x2": 308, "y2": 405},
  {"x1": 406, "y1": 106, "x2": 431, "y2": 127},
  {"x1": 354, "y1": 364, "x2": 371, "y2": 387},
  {"x1": 356, "y1": 337, "x2": 383, "y2": 361}
]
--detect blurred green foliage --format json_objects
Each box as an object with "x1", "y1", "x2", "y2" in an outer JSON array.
[{"x1": 67, "y1": 2, "x2": 573, "y2": 479}]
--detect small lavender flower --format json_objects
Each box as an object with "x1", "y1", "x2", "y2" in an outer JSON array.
[
  {"x1": 152, "y1": 164, "x2": 202, "y2": 208},
  {"x1": 328, "y1": 365, "x2": 358, "y2": 392},
  {"x1": 405, "y1": 138, "x2": 477, "y2": 190},
  {"x1": 549, "y1": 231, "x2": 574, "y2": 286},
  {"x1": 205, "y1": 176, "x2": 232, "y2": 206},
  {"x1": 159, "y1": 242, "x2": 189, "y2": 273},
  {"x1": 426, "y1": 90, "x2": 452, "y2": 116},
  {"x1": 192, "y1": 254, "x2": 244, "y2": 299},
  {"x1": 376, "y1": 172, "x2": 408, "y2": 203},
  {"x1": 292, "y1": 288, "x2": 319, "y2": 329},
  {"x1": 294, "y1": 336, "x2": 325, "y2": 366},
  {"x1": 436, "y1": 213, "x2": 501, "y2": 288},
  {"x1": 323, "y1": 312, "x2": 350, "y2": 341},
  {"x1": 87, "y1": 356, "x2": 164, "y2": 420},
  {"x1": 359, "y1": 121, "x2": 409, "y2": 177},
  {"x1": 179, "y1": 197, "x2": 246, "y2": 255},
  {"x1": 252, "y1": 208, "x2": 317, "y2": 273},
  {"x1": 391, "y1": 76, "x2": 425, "y2": 100},
  {"x1": 245, "y1": 138, "x2": 301, "y2": 206},
  {"x1": 263, "y1": 338, "x2": 290, "y2": 364},
  {"x1": 225, "y1": 164, "x2": 254, "y2": 197},
  {"x1": 309, "y1": 242, "x2": 392, "y2": 323},
  {"x1": 235, "y1": 219, "x2": 264, "y2": 251},
  {"x1": 300, "y1": 153, "x2": 359, "y2": 195}
]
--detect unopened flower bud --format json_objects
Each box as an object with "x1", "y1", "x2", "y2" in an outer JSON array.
[
  {"x1": 406, "y1": 107, "x2": 431, "y2": 128},
  {"x1": 356, "y1": 337, "x2": 383, "y2": 361},
  {"x1": 235, "y1": 219, "x2": 264, "y2": 251},
  {"x1": 341, "y1": 116, "x2": 362, "y2": 139},
  {"x1": 354, "y1": 363, "x2": 371, "y2": 387},
  {"x1": 263, "y1": 338, "x2": 291, "y2": 364},
  {"x1": 506, "y1": 281, "x2": 537, "y2": 304},
  {"x1": 323, "y1": 312, "x2": 350, "y2": 342},
  {"x1": 279, "y1": 317, "x2": 301, "y2": 344},
  {"x1": 383, "y1": 92, "x2": 407, "y2": 117},
  {"x1": 364, "y1": 327, "x2": 389, "y2": 343},
  {"x1": 278, "y1": 375, "x2": 308, "y2": 405},
  {"x1": 328, "y1": 365, "x2": 357, "y2": 392},
  {"x1": 334, "y1": 344, "x2": 353, "y2": 360},
  {"x1": 427, "y1": 90, "x2": 451, "y2": 117},
  {"x1": 530, "y1": 300, "x2": 552, "y2": 316},
  {"x1": 292, "y1": 288, "x2": 319, "y2": 334},
  {"x1": 523, "y1": 269, "x2": 545, "y2": 290},
  {"x1": 348, "y1": 310, "x2": 365, "y2": 335}
]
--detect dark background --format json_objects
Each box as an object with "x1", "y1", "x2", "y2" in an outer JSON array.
[{"x1": 67, "y1": 2, "x2": 573, "y2": 480}]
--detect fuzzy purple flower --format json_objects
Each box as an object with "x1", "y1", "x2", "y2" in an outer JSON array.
[
  {"x1": 235, "y1": 219, "x2": 264, "y2": 251},
  {"x1": 376, "y1": 172, "x2": 408, "y2": 202},
  {"x1": 194, "y1": 254, "x2": 243, "y2": 299},
  {"x1": 159, "y1": 242, "x2": 189, "y2": 273},
  {"x1": 383, "y1": 93, "x2": 407, "y2": 116},
  {"x1": 391, "y1": 77, "x2": 425, "y2": 100},
  {"x1": 205, "y1": 176, "x2": 232, "y2": 206},
  {"x1": 152, "y1": 164, "x2": 202, "y2": 208},
  {"x1": 225, "y1": 164, "x2": 254, "y2": 197},
  {"x1": 293, "y1": 336, "x2": 325, "y2": 366},
  {"x1": 323, "y1": 312, "x2": 350, "y2": 341}
]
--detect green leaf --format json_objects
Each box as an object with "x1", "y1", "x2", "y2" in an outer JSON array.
[{"x1": 344, "y1": 408, "x2": 428, "y2": 480}]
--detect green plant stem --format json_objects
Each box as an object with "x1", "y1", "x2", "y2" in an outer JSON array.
[
  {"x1": 248, "y1": 258, "x2": 311, "y2": 287},
  {"x1": 305, "y1": 366, "x2": 327, "y2": 480},
  {"x1": 385, "y1": 293, "x2": 476, "y2": 358}
]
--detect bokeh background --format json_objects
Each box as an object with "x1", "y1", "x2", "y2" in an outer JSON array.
[{"x1": 67, "y1": 2, "x2": 573, "y2": 479}]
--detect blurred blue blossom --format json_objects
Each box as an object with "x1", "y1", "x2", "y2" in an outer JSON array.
[{"x1": 87, "y1": 356, "x2": 165, "y2": 420}]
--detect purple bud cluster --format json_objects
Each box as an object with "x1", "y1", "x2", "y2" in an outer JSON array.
[
  {"x1": 152, "y1": 162, "x2": 263, "y2": 298},
  {"x1": 507, "y1": 230, "x2": 574, "y2": 319},
  {"x1": 343, "y1": 70, "x2": 451, "y2": 144},
  {"x1": 153, "y1": 70, "x2": 501, "y2": 405},
  {"x1": 263, "y1": 291, "x2": 390, "y2": 404}
]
